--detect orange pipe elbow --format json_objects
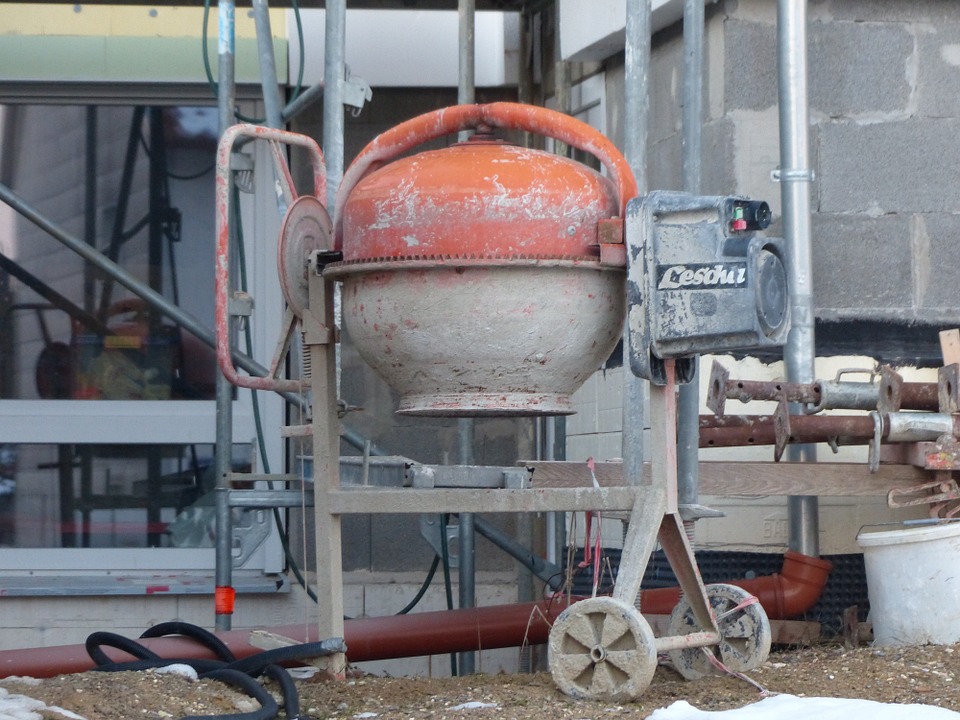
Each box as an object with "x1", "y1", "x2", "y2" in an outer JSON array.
[{"x1": 638, "y1": 550, "x2": 833, "y2": 620}]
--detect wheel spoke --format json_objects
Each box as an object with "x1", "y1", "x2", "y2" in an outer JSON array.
[
  {"x1": 564, "y1": 614, "x2": 600, "y2": 649},
  {"x1": 604, "y1": 650, "x2": 642, "y2": 678},
  {"x1": 552, "y1": 651, "x2": 593, "y2": 679},
  {"x1": 720, "y1": 638, "x2": 751, "y2": 664},
  {"x1": 589, "y1": 659, "x2": 618, "y2": 696},
  {"x1": 599, "y1": 613, "x2": 631, "y2": 648},
  {"x1": 718, "y1": 614, "x2": 753, "y2": 638}
]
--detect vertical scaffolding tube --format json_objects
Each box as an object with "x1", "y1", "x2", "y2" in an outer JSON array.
[
  {"x1": 323, "y1": 0, "x2": 346, "y2": 211},
  {"x1": 622, "y1": 0, "x2": 650, "y2": 492},
  {"x1": 215, "y1": 0, "x2": 237, "y2": 632},
  {"x1": 676, "y1": 0, "x2": 704, "y2": 532},
  {"x1": 252, "y1": 0, "x2": 285, "y2": 130},
  {"x1": 458, "y1": 0, "x2": 475, "y2": 102},
  {"x1": 314, "y1": 0, "x2": 348, "y2": 677},
  {"x1": 517, "y1": 9, "x2": 539, "y2": 655},
  {"x1": 457, "y1": 0, "x2": 477, "y2": 676},
  {"x1": 777, "y1": 0, "x2": 819, "y2": 556}
]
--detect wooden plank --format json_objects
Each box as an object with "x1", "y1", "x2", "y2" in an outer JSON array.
[
  {"x1": 941, "y1": 329, "x2": 960, "y2": 366},
  {"x1": 326, "y1": 486, "x2": 647, "y2": 515},
  {"x1": 698, "y1": 462, "x2": 927, "y2": 497},
  {"x1": 526, "y1": 460, "x2": 929, "y2": 497}
]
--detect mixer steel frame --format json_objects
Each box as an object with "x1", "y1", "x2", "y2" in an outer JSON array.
[
  {"x1": 300, "y1": 264, "x2": 772, "y2": 698},
  {"x1": 214, "y1": 119, "x2": 772, "y2": 699}
]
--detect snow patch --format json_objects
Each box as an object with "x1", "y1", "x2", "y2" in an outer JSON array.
[
  {"x1": 0, "y1": 686, "x2": 88, "y2": 720},
  {"x1": 649, "y1": 694, "x2": 960, "y2": 720}
]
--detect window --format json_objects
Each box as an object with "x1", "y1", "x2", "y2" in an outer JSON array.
[{"x1": 0, "y1": 101, "x2": 285, "y2": 578}]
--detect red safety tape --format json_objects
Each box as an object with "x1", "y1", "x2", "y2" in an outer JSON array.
[{"x1": 215, "y1": 585, "x2": 236, "y2": 615}]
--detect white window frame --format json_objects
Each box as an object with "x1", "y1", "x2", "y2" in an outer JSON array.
[{"x1": 0, "y1": 85, "x2": 289, "y2": 583}]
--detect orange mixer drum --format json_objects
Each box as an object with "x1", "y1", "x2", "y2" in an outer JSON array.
[{"x1": 329, "y1": 102, "x2": 636, "y2": 416}]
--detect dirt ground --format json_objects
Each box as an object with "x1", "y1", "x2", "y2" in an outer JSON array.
[{"x1": 4, "y1": 642, "x2": 960, "y2": 720}]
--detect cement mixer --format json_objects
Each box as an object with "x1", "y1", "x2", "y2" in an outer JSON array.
[{"x1": 214, "y1": 103, "x2": 779, "y2": 702}]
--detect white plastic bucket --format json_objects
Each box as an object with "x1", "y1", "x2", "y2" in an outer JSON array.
[{"x1": 857, "y1": 521, "x2": 960, "y2": 646}]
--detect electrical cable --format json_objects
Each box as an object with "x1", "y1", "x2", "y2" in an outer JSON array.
[
  {"x1": 138, "y1": 131, "x2": 214, "y2": 181},
  {"x1": 201, "y1": 0, "x2": 307, "y2": 126},
  {"x1": 225, "y1": 639, "x2": 347, "y2": 676},
  {"x1": 232, "y1": 182, "x2": 319, "y2": 607},
  {"x1": 438, "y1": 513, "x2": 458, "y2": 677},
  {"x1": 396, "y1": 553, "x2": 440, "y2": 615}
]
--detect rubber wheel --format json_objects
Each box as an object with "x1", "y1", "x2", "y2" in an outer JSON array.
[
  {"x1": 667, "y1": 583, "x2": 772, "y2": 680},
  {"x1": 548, "y1": 596, "x2": 657, "y2": 702}
]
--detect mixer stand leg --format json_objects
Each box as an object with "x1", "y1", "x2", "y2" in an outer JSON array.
[
  {"x1": 549, "y1": 358, "x2": 773, "y2": 700},
  {"x1": 656, "y1": 510, "x2": 717, "y2": 636}
]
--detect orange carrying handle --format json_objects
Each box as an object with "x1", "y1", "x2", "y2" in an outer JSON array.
[{"x1": 332, "y1": 102, "x2": 639, "y2": 250}]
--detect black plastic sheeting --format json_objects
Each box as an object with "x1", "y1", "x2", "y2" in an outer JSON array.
[{"x1": 603, "y1": 320, "x2": 951, "y2": 370}]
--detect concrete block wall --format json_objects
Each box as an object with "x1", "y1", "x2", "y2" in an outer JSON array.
[
  {"x1": 0, "y1": 586, "x2": 313, "y2": 654},
  {"x1": 723, "y1": 0, "x2": 960, "y2": 325},
  {"x1": 605, "y1": 0, "x2": 960, "y2": 326}
]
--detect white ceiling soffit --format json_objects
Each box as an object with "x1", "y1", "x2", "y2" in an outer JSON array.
[
  {"x1": 560, "y1": 0, "x2": 710, "y2": 63},
  {"x1": 288, "y1": 9, "x2": 519, "y2": 88}
]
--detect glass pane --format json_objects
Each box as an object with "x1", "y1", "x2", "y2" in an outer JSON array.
[
  {"x1": 0, "y1": 442, "x2": 253, "y2": 549},
  {"x1": 0, "y1": 104, "x2": 219, "y2": 401}
]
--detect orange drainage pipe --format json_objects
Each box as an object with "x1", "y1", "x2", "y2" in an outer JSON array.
[
  {"x1": 0, "y1": 600, "x2": 570, "y2": 680},
  {"x1": 0, "y1": 552, "x2": 829, "y2": 679}
]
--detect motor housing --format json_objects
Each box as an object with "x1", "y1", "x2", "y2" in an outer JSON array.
[{"x1": 626, "y1": 191, "x2": 790, "y2": 385}]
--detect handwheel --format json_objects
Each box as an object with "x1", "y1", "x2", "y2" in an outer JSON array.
[
  {"x1": 548, "y1": 596, "x2": 657, "y2": 702},
  {"x1": 667, "y1": 583, "x2": 772, "y2": 680}
]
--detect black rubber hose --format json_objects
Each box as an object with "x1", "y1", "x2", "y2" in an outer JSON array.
[
  {"x1": 85, "y1": 631, "x2": 163, "y2": 667},
  {"x1": 140, "y1": 621, "x2": 236, "y2": 662},
  {"x1": 183, "y1": 668, "x2": 278, "y2": 720},
  {"x1": 226, "y1": 638, "x2": 346, "y2": 676},
  {"x1": 261, "y1": 664, "x2": 300, "y2": 720}
]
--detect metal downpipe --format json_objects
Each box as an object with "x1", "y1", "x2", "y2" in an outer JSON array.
[
  {"x1": 778, "y1": 0, "x2": 819, "y2": 556},
  {"x1": 622, "y1": 0, "x2": 650, "y2": 492}
]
